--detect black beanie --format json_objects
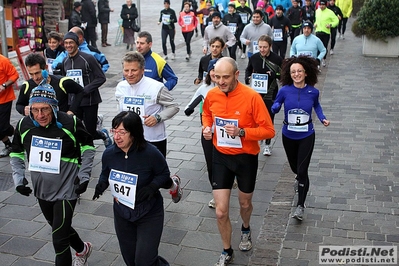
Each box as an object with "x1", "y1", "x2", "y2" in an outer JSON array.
[{"x1": 63, "y1": 32, "x2": 79, "y2": 45}]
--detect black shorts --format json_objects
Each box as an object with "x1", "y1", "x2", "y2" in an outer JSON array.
[{"x1": 211, "y1": 148, "x2": 258, "y2": 193}]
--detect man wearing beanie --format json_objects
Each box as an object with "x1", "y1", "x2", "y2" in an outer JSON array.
[
  {"x1": 10, "y1": 84, "x2": 95, "y2": 266},
  {"x1": 203, "y1": 11, "x2": 236, "y2": 56},
  {"x1": 0, "y1": 54, "x2": 19, "y2": 158},
  {"x1": 287, "y1": 0, "x2": 305, "y2": 44},
  {"x1": 314, "y1": 0, "x2": 339, "y2": 66},
  {"x1": 222, "y1": 3, "x2": 244, "y2": 60},
  {"x1": 60, "y1": 32, "x2": 112, "y2": 148},
  {"x1": 269, "y1": 4, "x2": 291, "y2": 58},
  {"x1": 290, "y1": 20, "x2": 326, "y2": 69}
]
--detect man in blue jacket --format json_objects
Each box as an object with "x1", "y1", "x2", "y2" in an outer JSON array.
[{"x1": 136, "y1": 31, "x2": 178, "y2": 91}]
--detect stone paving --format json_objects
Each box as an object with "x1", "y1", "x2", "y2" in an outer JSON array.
[{"x1": 0, "y1": 1, "x2": 398, "y2": 265}]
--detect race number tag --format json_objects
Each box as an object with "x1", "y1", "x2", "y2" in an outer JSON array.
[
  {"x1": 109, "y1": 169, "x2": 137, "y2": 209},
  {"x1": 228, "y1": 23, "x2": 237, "y2": 34},
  {"x1": 215, "y1": 117, "x2": 242, "y2": 148},
  {"x1": 251, "y1": 73, "x2": 268, "y2": 94},
  {"x1": 287, "y1": 109, "x2": 310, "y2": 132},
  {"x1": 297, "y1": 51, "x2": 313, "y2": 57},
  {"x1": 162, "y1": 14, "x2": 170, "y2": 25},
  {"x1": 46, "y1": 58, "x2": 54, "y2": 75},
  {"x1": 183, "y1": 15, "x2": 192, "y2": 25},
  {"x1": 239, "y1": 13, "x2": 248, "y2": 24},
  {"x1": 121, "y1": 96, "x2": 145, "y2": 116},
  {"x1": 273, "y1": 28, "x2": 283, "y2": 41},
  {"x1": 66, "y1": 69, "x2": 84, "y2": 86},
  {"x1": 29, "y1": 136, "x2": 62, "y2": 174},
  {"x1": 253, "y1": 41, "x2": 259, "y2": 54}
]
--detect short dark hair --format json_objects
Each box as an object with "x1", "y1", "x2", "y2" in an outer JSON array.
[
  {"x1": 112, "y1": 111, "x2": 147, "y2": 151},
  {"x1": 209, "y1": 36, "x2": 225, "y2": 47},
  {"x1": 253, "y1": 9, "x2": 264, "y2": 17},
  {"x1": 258, "y1": 34, "x2": 272, "y2": 46},
  {"x1": 137, "y1": 31, "x2": 152, "y2": 43},
  {"x1": 47, "y1": 31, "x2": 63, "y2": 42},
  {"x1": 280, "y1": 56, "x2": 319, "y2": 86},
  {"x1": 25, "y1": 53, "x2": 46, "y2": 69}
]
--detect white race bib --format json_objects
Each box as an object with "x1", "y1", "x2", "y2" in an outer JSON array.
[
  {"x1": 253, "y1": 41, "x2": 259, "y2": 53},
  {"x1": 162, "y1": 14, "x2": 170, "y2": 25},
  {"x1": 121, "y1": 96, "x2": 145, "y2": 116},
  {"x1": 273, "y1": 28, "x2": 283, "y2": 41},
  {"x1": 215, "y1": 117, "x2": 242, "y2": 148},
  {"x1": 297, "y1": 51, "x2": 313, "y2": 57},
  {"x1": 228, "y1": 23, "x2": 237, "y2": 34},
  {"x1": 239, "y1": 13, "x2": 248, "y2": 24},
  {"x1": 183, "y1": 15, "x2": 192, "y2": 25},
  {"x1": 28, "y1": 136, "x2": 62, "y2": 174},
  {"x1": 287, "y1": 109, "x2": 310, "y2": 132},
  {"x1": 46, "y1": 58, "x2": 54, "y2": 75},
  {"x1": 109, "y1": 169, "x2": 138, "y2": 209},
  {"x1": 251, "y1": 73, "x2": 268, "y2": 94},
  {"x1": 66, "y1": 69, "x2": 84, "y2": 86}
]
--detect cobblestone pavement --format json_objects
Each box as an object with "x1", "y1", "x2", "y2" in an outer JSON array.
[{"x1": 0, "y1": 1, "x2": 398, "y2": 265}]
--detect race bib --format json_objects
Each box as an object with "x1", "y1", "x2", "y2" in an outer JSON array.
[
  {"x1": 253, "y1": 41, "x2": 259, "y2": 53},
  {"x1": 183, "y1": 15, "x2": 192, "y2": 25},
  {"x1": 239, "y1": 13, "x2": 248, "y2": 24},
  {"x1": 46, "y1": 58, "x2": 54, "y2": 75},
  {"x1": 66, "y1": 69, "x2": 84, "y2": 86},
  {"x1": 273, "y1": 28, "x2": 283, "y2": 41},
  {"x1": 109, "y1": 169, "x2": 138, "y2": 209},
  {"x1": 251, "y1": 73, "x2": 268, "y2": 94},
  {"x1": 215, "y1": 117, "x2": 242, "y2": 148},
  {"x1": 121, "y1": 96, "x2": 145, "y2": 115},
  {"x1": 297, "y1": 51, "x2": 313, "y2": 57},
  {"x1": 287, "y1": 109, "x2": 310, "y2": 132},
  {"x1": 28, "y1": 136, "x2": 62, "y2": 174},
  {"x1": 228, "y1": 23, "x2": 237, "y2": 34},
  {"x1": 162, "y1": 14, "x2": 170, "y2": 25}
]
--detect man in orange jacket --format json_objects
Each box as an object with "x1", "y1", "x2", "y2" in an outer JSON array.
[{"x1": 0, "y1": 54, "x2": 19, "y2": 157}]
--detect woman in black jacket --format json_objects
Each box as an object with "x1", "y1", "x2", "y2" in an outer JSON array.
[
  {"x1": 121, "y1": 0, "x2": 139, "y2": 51},
  {"x1": 98, "y1": 0, "x2": 114, "y2": 47}
]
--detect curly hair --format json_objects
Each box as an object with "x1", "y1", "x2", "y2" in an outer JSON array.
[{"x1": 280, "y1": 56, "x2": 319, "y2": 86}]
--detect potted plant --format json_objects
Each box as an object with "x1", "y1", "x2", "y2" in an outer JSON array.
[{"x1": 352, "y1": 0, "x2": 399, "y2": 57}]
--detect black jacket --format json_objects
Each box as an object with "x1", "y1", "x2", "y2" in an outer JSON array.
[
  {"x1": 98, "y1": 0, "x2": 111, "y2": 24},
  {"x1": 81, "y1": 0, "x2": 97, "y2": 27},
  {"x1": 269, "y1": 14, "x2": 292, "y2": 43},
  {"x1": 69, "y1": 10, "x2": 82, "y2": 30},
  {"x1": 121, "y1": 4, "x2": 138, "y2": 29},
  {"x1": 222, "y1": 13, "x2": 244, "y2": 40}
]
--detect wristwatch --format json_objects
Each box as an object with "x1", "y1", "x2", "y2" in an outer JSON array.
[
  {"x1": 238, "y1": 128, "x2": 245, "y2": 137},
  {"x1": 154, "y1": 114, "x2": 162, "y2": 123}
]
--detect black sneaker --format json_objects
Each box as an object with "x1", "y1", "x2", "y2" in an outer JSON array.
[{"x1": 214, "y1": 250, "x2": 234, "y2": 266}]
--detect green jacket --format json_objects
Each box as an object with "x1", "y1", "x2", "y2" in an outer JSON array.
[{"x1": 314, "y1": 8, "x2": 339, "y2": 34}]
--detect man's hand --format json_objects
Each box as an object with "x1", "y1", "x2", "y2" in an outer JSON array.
[
  {"x1": 194, "y1": 78, "x2": 201, "y2": 85},
  {"x1": 203, "y1": 47, "x2": 207, "y2": 54},
  {"x1": 203, "y1": 126, "x2": 212, "y2": 140},
  {"x1": 143, "y1": 115, "x2": 158, "y2": 127},
  {"x1": 224, "y1": 124, "x2": 239, "y2": 137}
]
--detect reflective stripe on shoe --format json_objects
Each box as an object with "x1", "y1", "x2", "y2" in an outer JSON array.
[
  {"x1": 214, "y1": 250, "x2": 234, "y2": 266},
  {"x1": 170, "y1": 175, "x2": 182, "y2": 203},
  {"x1": 73, "y1": 242, "x2": 92, "y2": 266},
  {"x1": 208, "y1": 198, "x2": 216, "y2": 209}
]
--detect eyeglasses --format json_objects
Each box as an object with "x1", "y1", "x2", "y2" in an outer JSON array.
[
  {"x1": 31, "y1": 106, "x2": 53, "y2": 114},
  {"x1": 290, "y1": 69, "x2": 306, "y2": 74},
  {"x1": 110, "y1": 129, "x2": 129, "y2": 136}
]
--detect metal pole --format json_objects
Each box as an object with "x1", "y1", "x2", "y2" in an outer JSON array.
[
  {"x1": 0, "y1": 0, "x2": 8, "y2": 56},
  {"x1": 136, "y1": 0, "x2": 140, "y2": 29}
]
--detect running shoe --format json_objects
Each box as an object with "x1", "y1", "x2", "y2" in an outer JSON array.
[
  {"x1": 292, "y1": 206, "x2": 304, "y2": 221},
  {"x1": 0, "y1": 146, "x2": 12, "y2": 158},
  {"x1": 208, "y1": 198, "x2": 216, "y2": 209},
  {"x1": 330, "y1": 49, "x2": 334, "y2": 55},
  {"x1": 73, "y1": 242, "x2": 92, "y2": 266},
  {"x1": 232, "y1": 178, "x2": 238, "y2": 189},
  {"x1": 215, "y1": 250, "x2": 234, "y2": 266},
  {"x1": 163, "y1": 54, "x2": 168, "y2": 60},
  {"x1": 170, "y1": 175, "x2": 183, "y2": 203},
  {"x1": 239, "y1": 230, "x2": 252, "y2": 251},
  {"x1": 101, "y1": 128, "x2": 113, "y2": 148},
  {"x1": 240, "y1": 53, "x2": 246, "y2": 59},
  {"x1": 96, "y1": 114, "x2": 103, "y2": 132},
  {"x1": 263, "y1": 145, "x2": 271, "y2": 156},
  {"x1": 322, "y1": 59, "x2": 326, "y2": 67},
  {"x1": 171, "y1": 53, "x2": 176, "y2": 60}
]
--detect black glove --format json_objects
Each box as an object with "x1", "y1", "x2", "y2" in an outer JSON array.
[
  {"x1": 75, "y1": 177, "x2": 89, "y2": 195},
  {"x1": 245, "y1": 77, "x2": 250, "y2": 85},
  {"x1": 136, "y1": 183, "x2": 158, "y2": 202},
  {"x1": 316, "y1": 58, "x2": 321, "y2": 65},
  {"x1": 184, "y1": 108, "x2": 194, "y2": 116},
  {"x1": 92, "y1": 181, "x2": 109, "y2": 200},
  {"x1": 16, "y1": 177, "x2": 32, "y2": 196}
]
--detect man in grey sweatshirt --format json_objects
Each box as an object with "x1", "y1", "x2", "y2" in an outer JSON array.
[{"x1": 240, "y1": 9, "x2": 273, "y2": 58}]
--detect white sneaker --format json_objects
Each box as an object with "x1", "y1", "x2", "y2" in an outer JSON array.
[
  {"x1": 240, "y1": 53, "x2": 246, "y2": 59},
  {"x1": 322, "y1": 59, "x2": 326, "y2": 67},
  {"x1": 342, "y1": 34, "x2": 345, "y2": 39},
  {"x1": 96, "y1": 114, "x2": 103, "y2": 131},
  {"x1": 185, "y1": 54, "x2": 190, "y2": 61},
  {"x1": 171, "y1": 53, "x2": 175, "y2": 60},
  {"x1": 163, "y1": 54, "x2": 168, "y2": 60},
  {"x1": 263, "y1": 145, "x2": 271, "y2": 156},
  {"x1": 338, "y1": 33, "x2": 342, "y2": 39},
  {"x1": 330, "y1": 49, "x2": 334, "y2": 55},
  {"x1": 208, "y1": 198, "x2": 216, "y2": 209},
  {"x1": 73, "y1": 242, "x2": 92, "y2": 266},
  {"x1": 318, "y1": 65, "x2": 321, "y2": 73}
]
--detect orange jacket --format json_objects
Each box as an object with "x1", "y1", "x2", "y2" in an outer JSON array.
[
  {"x1": 0, "y1": 55, "x2": 19, "y2": 104},
  {"x1": 178, "y1": 11, "x2": 198, "y2": 33},
  {"x1": 202, "y1": 81, "x2": 275, "y2": 155}
]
